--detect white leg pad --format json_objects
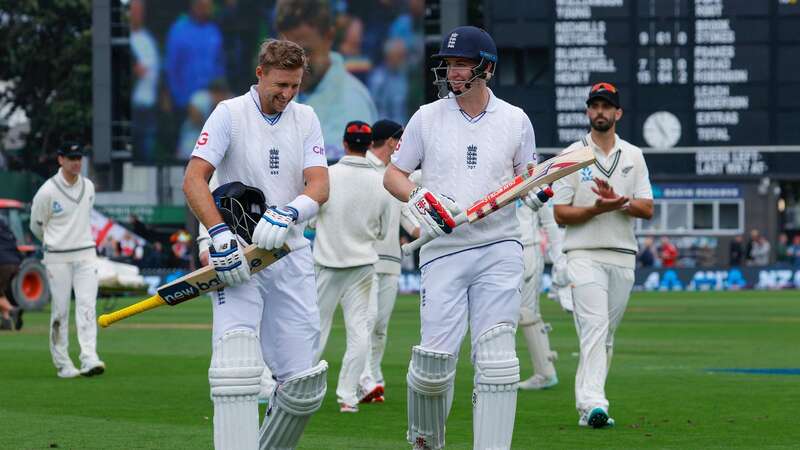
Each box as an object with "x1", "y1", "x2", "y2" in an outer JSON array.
[
  {"x1": 520, "y1": 315, "x2": 557, "y2": 378},
  {"x1": 259, "y1": 360, "x2": 328, "y2": 450},
  {"x1": 473, "y1": 324, "x2": 519, "y2": 450},
  {"x1": 407, "y1": 346, "x2": 456, "y2": 450},
  {"x1": 209, "y1": 329, "x2": 264, "y2": 450}
]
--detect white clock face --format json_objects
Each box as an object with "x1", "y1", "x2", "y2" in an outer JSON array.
[{"x1": 643, "y1": 111, "x2": 682, "y2": 149}]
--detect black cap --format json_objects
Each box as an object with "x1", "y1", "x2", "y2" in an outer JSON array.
[
  {"x1": 586, "y1": 82, "x2": 620, "y2": 108},
  {"x1": 371, "y1": 119, "x2": 403, "y2": 141},
  {"x1": 343, "y1": 121, "x2": 372, "y2": 146},
  {"x1": 57, "y1": 143, "x2": 84, "y2": 158}
]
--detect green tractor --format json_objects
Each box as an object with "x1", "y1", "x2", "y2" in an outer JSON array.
[{"x1": 0, "y1": 199, "x2": 50, "y2": 310}]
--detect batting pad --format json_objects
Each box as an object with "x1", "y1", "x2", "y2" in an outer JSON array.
[
  {"x1": 520, "y1": 315, "x2": 557, "y2": 378},
  {"x1": 473, "y1": 324, "x2": 520, "y2": 450},
  {"x1": 259, "y1": 360, "x2": 328, "y2": 450},
  {"x1": 407, "y1": 346, "x2": 456, "y2": 450},
  {"x1": 209, "y1": 329, "x2": 264, "y2": 450}
]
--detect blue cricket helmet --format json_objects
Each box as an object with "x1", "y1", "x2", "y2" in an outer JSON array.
[
  {"x1": 431, "y1": 26, "x2": 497, "y2": 98},
  {"x1": 432, "y1": 26, "x2": 497, "y2": 64}
]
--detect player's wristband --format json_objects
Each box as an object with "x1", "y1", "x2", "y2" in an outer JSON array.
[{"x1": 286, "y1": 194, "x2": 319, "y2": 222}]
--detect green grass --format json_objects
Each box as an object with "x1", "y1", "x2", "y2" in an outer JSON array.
[{"x1": 1, "y1": 290, "x2": 799, "y2": 449}]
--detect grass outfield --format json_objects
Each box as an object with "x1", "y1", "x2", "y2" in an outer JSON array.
[{"x1": 1, "y1": 290, "x2": 798, "y2": 449}]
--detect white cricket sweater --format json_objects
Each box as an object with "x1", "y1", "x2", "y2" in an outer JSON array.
[
  {"x1": 366, "y1": 151, "x2": 404, "y2": 275},
  {"x1": 30, "y1": 169, "x2": 97, "y2": 263},
  {"x1": 313, "y1": 155, "x2": 391, "y2": 268},
  {"x1": 552, "y1": 134, "x2": 653, "y2": 268}
]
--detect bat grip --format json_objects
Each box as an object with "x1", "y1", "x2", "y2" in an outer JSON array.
[
  {"x1": 401, "y1": 212, "x2": 467, "y2": 256},
  {"x1": 98, "y1": 295, "x2": 167, "y2": 328}
]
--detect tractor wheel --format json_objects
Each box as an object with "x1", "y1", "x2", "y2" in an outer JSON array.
[{"x1": 12, "y1": 258, "x2": 50, "y2": 311}]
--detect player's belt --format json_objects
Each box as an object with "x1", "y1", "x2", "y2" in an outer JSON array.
[{"x1": 44, "y1": 245, "x2": 97, "y2": 253}]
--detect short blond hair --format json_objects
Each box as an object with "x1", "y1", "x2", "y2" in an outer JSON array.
[{"x1": 258, "y1": 39, "x2": 307, "y2": 73}]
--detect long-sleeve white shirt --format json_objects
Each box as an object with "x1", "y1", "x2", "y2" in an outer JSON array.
[
  {"x1": 30, "y1": 169, "x2": 97, "y2": 263},
  {"x1": 313, "y1": 154, "x2": 392, "y2": 268}
]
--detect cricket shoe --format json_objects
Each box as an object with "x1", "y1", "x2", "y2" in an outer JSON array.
[
  {"x1": 80, "y1": 361, "x2": 106, "y2": 377},
  {"x1": 10, "y1": 307, "x2": 23, "y2": 330},
  {"x1": 518, "y1": 374, "x2": 559, "y2": 390},
  {"x1": 358, "y1": 384, "x2": 384, "y2": 404},
  {"x1": 339, "y1": 403, "x2": 359, "y2": 413},
  {"x1": 578, "y1": 407, "x2": 615, "y2": 429},
  {"x1": 57, "y1": 366, "x2": 81, "y2": 379}
]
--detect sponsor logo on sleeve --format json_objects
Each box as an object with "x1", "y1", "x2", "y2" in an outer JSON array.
[{"x1": 196, "y1": 132, "x2": 209, "y2": 147}]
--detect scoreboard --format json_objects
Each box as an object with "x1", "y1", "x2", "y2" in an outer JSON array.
[{"x1": 484, "y1": 0, "x2": 800, "y2": 151}]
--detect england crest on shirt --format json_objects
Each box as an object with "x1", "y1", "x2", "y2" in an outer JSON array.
[
  {"x1": 466, "y1": 144, "x2": 477, "y2": 169},
  {"x1": 269, "y1": 147, "x2": 280, "y2": 175},
  {"x1": 52, "y1": 200, "x2": 63, "y2": 214}
]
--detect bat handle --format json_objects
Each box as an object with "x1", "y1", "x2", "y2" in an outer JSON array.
[
  {"x1": 98, "y1": 295, "x2": 167, "y2": 328},
  {"x1": 401, "y1": 212, "x2": 467, "y2": 256}
]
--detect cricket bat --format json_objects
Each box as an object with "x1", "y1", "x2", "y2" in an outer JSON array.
[
  {"x1": 402, "y1": 146, "x2": 595, "y2": 255},
  {"x1": 97, "y1": 244, "x2": 289, "y2": 328}
]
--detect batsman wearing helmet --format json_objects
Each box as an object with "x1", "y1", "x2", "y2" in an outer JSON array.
[
  {"x1": 383, "y1": 26, "x2": 550, "y2": 450},
  {"x1": 183, "y1": 39, "x2": 329, "y2": 450}
]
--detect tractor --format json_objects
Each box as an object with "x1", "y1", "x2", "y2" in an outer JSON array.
[{"x1": 0, "y1": 199, "x2": 50, "y2": 310}]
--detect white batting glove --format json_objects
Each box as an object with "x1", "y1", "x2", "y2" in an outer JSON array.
[
  {"x1": 522, "y1": 186, "x2": 554, "y2": 212},
  {"x1": 252, "y1": 206, "x2": 298, "y2": 250},
  {"x1": 208, "y1": 223, "x2": 251, "y2": 286},
  {"x1": 407, "y1": 187, "x2": 461, "y2": 238}
]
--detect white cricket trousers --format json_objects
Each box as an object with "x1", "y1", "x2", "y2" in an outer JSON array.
[
  {"x1": 568, "y1": 256, "x2": 634, "y2": 413},
  {"x1": 361, "y1": 272, "x2": 399, "y2": 389},
  {"x1": 520, "y1": 243, "x2": 557, "y2": 378},
  {"x1": 315, "y1": 264, "x2": 374, "y2": 406},
  {"x1": 211, "y1": 246, "x2": 321, "y2": 382},
  {"x1": 46, "y1": 258, "x2": 100, "y2": 370},
  {"x1": 419, "y1": 241, "x2": 523, "y2": 359}
]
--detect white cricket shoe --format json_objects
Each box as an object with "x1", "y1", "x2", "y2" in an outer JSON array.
[
  {"x1": 57, "y1": 366, "x2": 81, "y2": 379},
  {"x1": 339, "y1": 403, "x2": 359, "y2": 413},
  {"x1": 80, "y1": 361, "x2": 106, "y2": 377},
  {"x1": 578, "y1": 407, "x2": 615, "y2": 429},
  {"x1": 518, "y1": 373, "x2": 559, "y2": 390}
]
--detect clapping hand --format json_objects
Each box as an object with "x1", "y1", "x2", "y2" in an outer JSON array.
[{"x1": 591, "y1": 177, "x2": 629, "y2": 212}]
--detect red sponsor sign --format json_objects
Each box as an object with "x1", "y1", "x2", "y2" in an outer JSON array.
[{"x1": 197, "y1": 132, "x2": 209, "y2": 146}]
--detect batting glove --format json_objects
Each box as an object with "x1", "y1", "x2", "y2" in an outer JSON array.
[
  {"x1": 407, "y1": 187, "x2": 462, "y2": 239},
  {"x1": 208, "y1": 223, "x2": 251, "y2": 286},
  {"x1": 252, "y1": 206, "x2": 298, "y2": 250},
  {"x1": 551, "y1": 257, "x2": 570, "y2": 287},
  {"x1": 522, "y1": 186, "x2": 554, "y2": 212}
]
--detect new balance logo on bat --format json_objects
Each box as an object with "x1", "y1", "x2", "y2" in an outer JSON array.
[{"x1": 159, "y1": 282, "x2": 200, "y2": 305}]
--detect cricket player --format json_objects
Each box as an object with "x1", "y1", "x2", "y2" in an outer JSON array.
[
  {"x1": 516, "y1": 201, "x2": 565, "y2": 390},
  {"x1": 552, "y1": 82, "x2": 653, "y2": 429},
  {"x1": 383, "y1": 26, "x2": 551, "y2": 450},
  {"x1": 183, "y1": 39, "x2": 329, "y2": 450},
  {"x1": 358, "y1": 119, "x2": 417, "y2": 404},
  {"x1": 30, "y1": 143, "x2": 105, "y2": 379},
  {"x1": 313, "y1": 121, "x2": 391, "y2": 412},
  {"x1": 196, "y1": 174, "x2": 277, "y2": 406}
]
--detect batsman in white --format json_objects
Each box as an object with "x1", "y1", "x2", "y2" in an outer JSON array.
[
  {"x1": 383, "y1": 26, "x2": 550, "y2": 450},
  {"x1": 197, "y1": 173, "x2": 277, "y2": 406},
  {"x1": 516, "y1": 199, "x2": 565, "y2": 390},
  {"x1": 30, "y1": 143, "x2": 105, "y2": 379},
  {"x1": 358, "y1": 119, "x2": 419, "y2": 404},
  {"x1": 312, "y1": 120, "x2": 392, "y2": 413},
  {"x1": 552, "y1": 82, "x2": 653, "y2": 429},
  {"x1": 183, "y1": 39, "x2": 330, "y2": 450}
]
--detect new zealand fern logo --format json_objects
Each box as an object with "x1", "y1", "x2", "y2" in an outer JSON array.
[
  {"x1": 580, "y1": 166, "x2": 592, "y2": 182},
  {"x1": 466, "y1": 144, "x2": 477, "y2": 169}
]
